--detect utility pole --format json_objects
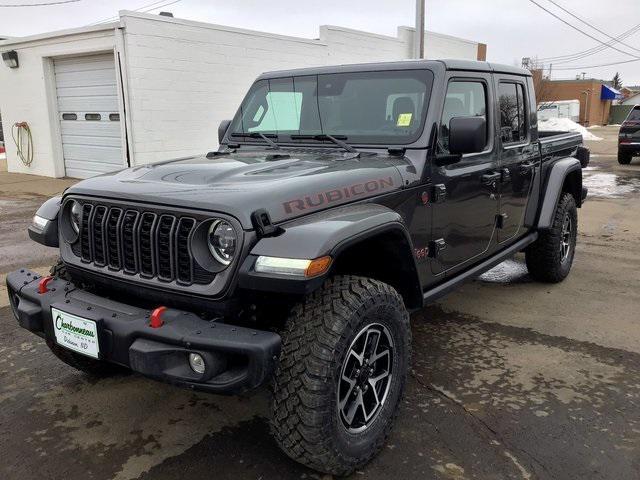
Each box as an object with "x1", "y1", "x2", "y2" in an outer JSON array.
[{"x1": 414, "y1": 0, "x2": 425, "y2": 59}]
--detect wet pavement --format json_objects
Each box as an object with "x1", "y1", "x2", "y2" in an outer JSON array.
[{"x1": 1, "y1": 125, "x2": 640, "y2": 479}]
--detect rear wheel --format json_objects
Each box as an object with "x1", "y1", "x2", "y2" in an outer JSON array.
[
  {"x1": 526, "y1": 192, "x2": 577, "y2": 283},
  {"x1": 271, "y1": 275, "x2": 411, "y2": 475},
  {"x1": 618, "y1": 150, "x2": 632, "y2": 165}
]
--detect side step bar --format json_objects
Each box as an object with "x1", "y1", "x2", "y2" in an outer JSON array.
[{"x1": 423, "y1": 232, "x2": 538, "y2": 305}]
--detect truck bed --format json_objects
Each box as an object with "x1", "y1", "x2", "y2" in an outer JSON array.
[{"x1": 538, "y1": 130, "x2": 583, "y2": 159}]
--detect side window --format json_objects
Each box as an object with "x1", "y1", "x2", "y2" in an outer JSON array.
[
  {"x1": 498, "y1": 82, "x2": 527, "y2": 144},
  {"x1": 440, "y1": 81, "x2": 487, "y2": 153}
]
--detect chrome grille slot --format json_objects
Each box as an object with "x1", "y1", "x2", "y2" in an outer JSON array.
[{"x1": 69, "y1": 201, "x2": 218, "y2": 286}]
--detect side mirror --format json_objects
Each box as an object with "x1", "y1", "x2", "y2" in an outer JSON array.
[
  {"x1": 448, "y1": 116, "x2": 487, "y2": 155},
  {"x1": 218, "y1": 119, "x2": 231, "y2": 144}
]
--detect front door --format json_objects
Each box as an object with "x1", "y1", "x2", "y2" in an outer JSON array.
[
  {"x1": 494, "y1": 77, "x2": 536, "y2": 242},
  {"x1": 430, "y1": 74, "x2": 499, "y2": 275}
]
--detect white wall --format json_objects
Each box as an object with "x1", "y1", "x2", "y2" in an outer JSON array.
[
  {"x1": 0, "y1": 25, "x2": 117, "y2": 177},
  {"x1": 121, "y1": 11, "x2": 483, "y2": 166},
  {"x1": 0, "y1": 12, "x2": 483, "y2": 177}
]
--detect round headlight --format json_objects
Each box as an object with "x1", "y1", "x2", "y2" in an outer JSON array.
[
  {"x1": 207, "y1": 220, "x2": 237, "y2": 265},
  {"x1": 70, "y1": 200, "x2": 82, "y2": 233}
]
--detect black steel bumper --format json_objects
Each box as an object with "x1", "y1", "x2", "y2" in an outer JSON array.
[
  {"x1": 618, "y1": 143, "x2": 640, "y2": 154},
  {"x1": 6, "y1": 268, "x2": 281, "y2": 394}
]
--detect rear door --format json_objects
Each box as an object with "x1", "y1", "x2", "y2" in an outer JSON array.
[
  {"x1": 430, "y1": 73, "x2": 499, "y2": 275},
  {"x1": 494, "y1": 76, "x2": 537, "y2": 243},
  {"x1": 54, "y1": 53, "x2": 124, "y2": 179}
]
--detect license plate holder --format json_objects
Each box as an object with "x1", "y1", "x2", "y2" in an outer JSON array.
[{"x1": 51, "y1": 307, "x2": 100, "y2": 359}]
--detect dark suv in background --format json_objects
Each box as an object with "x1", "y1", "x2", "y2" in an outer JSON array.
[{"x1": 619, "y1": 105, "x2": 640, "y2": 165}]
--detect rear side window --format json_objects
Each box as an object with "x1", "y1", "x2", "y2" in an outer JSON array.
[
  {"x1": 627, "y1": 107, "x2": 640, "y2": 122},
  {"x1": 439, "y1": 80, "x2": 488, "y2": 153},
  {"x1": 498, "y1": 82, "x2": 527, "y2": 144}
]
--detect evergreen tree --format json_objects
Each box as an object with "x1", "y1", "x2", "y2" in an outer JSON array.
[{"x1": 612, "y1": 72, "x2": 622, "y2": 90}]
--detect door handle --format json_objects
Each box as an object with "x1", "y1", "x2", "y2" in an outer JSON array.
[
  {"x1": 481, "y1": 172, "x2": 501, "y2": 187},
  {"x1": 521, "y1": 161, "x2": 536, "y2": 170}
]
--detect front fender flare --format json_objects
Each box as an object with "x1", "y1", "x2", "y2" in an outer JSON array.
[
  {"x1": 238, "y1": 203, "x2": 419, "y2": 296},
  {"x1": 28, "y1": 196, "x2": 61, "y2": 247},
  {"x1": 537, "y1": 158, "x2": 582, "y2": 230}
]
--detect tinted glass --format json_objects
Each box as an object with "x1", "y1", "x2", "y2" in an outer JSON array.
[
  {"x1": 499, "y1": 82, "x2": 527, "y2": 144},
  {"x1": 439, "y1": 81, "x2": 487, "y2": 152},
  {"x1": 627, "y1": 107, "x2": 640, "y2": 121},
  {"x1": 229, "y1": 70, "x2": 434, "y2": 144}
]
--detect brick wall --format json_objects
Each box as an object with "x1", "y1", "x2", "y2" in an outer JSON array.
[{"x1": 538, "y1": 79, "x2": 611, "y2": 126}]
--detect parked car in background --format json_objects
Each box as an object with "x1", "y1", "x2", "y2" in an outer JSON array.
[
  {"x1": 8, "y1": 59, "x2": 588, "y2": 475},
  {"x1": 619, "y1": 105, "x2": 640, "y2": 165}
]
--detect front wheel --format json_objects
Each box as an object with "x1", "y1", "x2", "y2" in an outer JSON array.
[
  {"x1": 271, "y1": 275, "x2": 411, "y2": 476},
  {"x1": 526, "y1": 192, "x2": 577, "y2": 283}
]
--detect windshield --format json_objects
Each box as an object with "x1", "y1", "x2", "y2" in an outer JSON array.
[{"x1": 228, "y1": 69, "x2": 434, "y2": 145}]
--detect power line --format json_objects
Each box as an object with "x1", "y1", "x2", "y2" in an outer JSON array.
[
  {"x1": 528, "y1": 0, "x2": 640, "y2": 59},
  {"x1": 87, "y1": 0, "x2": 181, "y2": 26},
  {"x1": 545, "y1": 0, "x2": 640, "y2": 55},
  {"x1": 551, "y1": 57, "x2": 640, "y2": 70},
  {"x1": 537, "y1": 23, "x2": 640, "y2": 63},
  {"x1": 0, "y1": 0, "x2": 80, "y2": 6}
]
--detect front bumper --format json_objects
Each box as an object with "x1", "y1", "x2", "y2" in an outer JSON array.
[{"x1": 6, "y1": 268, "x2": 281, "y2": 394}]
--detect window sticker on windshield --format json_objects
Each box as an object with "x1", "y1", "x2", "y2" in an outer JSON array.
[{"x1": 397, "y1": 113, "x2": 412, "y2": 127}]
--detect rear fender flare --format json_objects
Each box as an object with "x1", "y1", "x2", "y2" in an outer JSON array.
[{"x1": 537, "y1": 157, "x2": 582, "y2": 230}]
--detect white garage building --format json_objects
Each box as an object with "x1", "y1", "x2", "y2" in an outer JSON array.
[{"x1": 0, "y1": 11, "x2": 486, "y2": 178}]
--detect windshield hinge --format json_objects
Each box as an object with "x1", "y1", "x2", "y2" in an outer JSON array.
[{"x1": 387, "y1": 147, "x2": 406, "y2": 156}]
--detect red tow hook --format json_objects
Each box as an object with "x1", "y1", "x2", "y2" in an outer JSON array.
[
  {"x1": 149, "y1": 306, "x2": 167, "y2": 328},
  {"x1": 38, "y1": 276, "x2": 54, "y2": 294}
]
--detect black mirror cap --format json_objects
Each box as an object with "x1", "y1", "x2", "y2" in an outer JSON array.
[
  {"x1": 448, "y1": 116, "x2": 487, "y2": 155},
  {"x1": 218, "y1": 119, "x2": 232, "y2": 144}
]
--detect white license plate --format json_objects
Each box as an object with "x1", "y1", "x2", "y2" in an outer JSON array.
[{"x1": 51, "y1": 307, "x2": 100, "y2": 359}]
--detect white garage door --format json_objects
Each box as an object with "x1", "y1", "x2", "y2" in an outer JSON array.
[{"x1": 54, "y1": 53, "x2": 124, "y2": 179}]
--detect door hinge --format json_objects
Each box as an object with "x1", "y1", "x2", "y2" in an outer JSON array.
[
  {"x1": 431, "y1": 184, "x2": 447, "y2": 203},
  {"x1": 428, "y1": 238, "x2": 446, "y2": 258},
  {"x1": 496, "y1": 213, "x2": 508, "y2": 229}
]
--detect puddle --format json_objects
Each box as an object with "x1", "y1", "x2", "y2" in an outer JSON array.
[
  {"x1": 479, "y1": 259, "x2": 530, "y2": 284},
  {"x1": 582, "y1": 171, "x2": 640, "y2": 198}
]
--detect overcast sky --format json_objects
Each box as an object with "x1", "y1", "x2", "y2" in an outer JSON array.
[{"x1": 2, "y1": 0, "x2": 640, "y2": 85}]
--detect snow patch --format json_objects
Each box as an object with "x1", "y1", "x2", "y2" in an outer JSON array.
[{"x1": 538, "y1": 117, "x2": 603, "y2": 141}]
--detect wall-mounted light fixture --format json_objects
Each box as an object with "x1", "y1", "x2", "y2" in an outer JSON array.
[{"x1": 2, "y1": 50, "x2": 19, "y2": 69}]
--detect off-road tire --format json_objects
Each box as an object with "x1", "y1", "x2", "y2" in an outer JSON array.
[
  {"x1": 271, "y1": 275, "x2": 411, "y2": 476},
  {"x1": 46, "y1": 259, "x2": 126, "y2": 377},
  {"x1": 618, "y1": 151, "x2": 632, "y2": 165},
  {"x1": 526, "y1": 192, "x2": 577, "y2": 283}
]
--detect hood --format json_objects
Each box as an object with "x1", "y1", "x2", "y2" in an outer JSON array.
[{"x1": 65, "y1": 150, "x2": 409, "y2": 229}]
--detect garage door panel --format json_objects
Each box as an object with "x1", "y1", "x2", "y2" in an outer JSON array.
[
  {"x1": 58, "y1": 96, "x2": 119, "y2": 112},
  {"x1": 61, "y1": 135, "x2": 122, "y2": 148},
  {"x1": 62, "y1": 144, "x2": 123, "y2": 164},
  {"x1": 60, "y1": 120, "x2": 121, "y2": 137},
  {"x1": 53, "y1": 58, "x2": 117, "y2": 73},
  {"x1": 57, "y1": 85, "x2": 120, "y2": 97},
  {"x1": 54, "y1": 53, "x2": 124, "y2": 179}
]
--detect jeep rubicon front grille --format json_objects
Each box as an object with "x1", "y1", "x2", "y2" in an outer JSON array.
[{"x1": 72, "y1": 202, "x2": 214, "y2": 285}]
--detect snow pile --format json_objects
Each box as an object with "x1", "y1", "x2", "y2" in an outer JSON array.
[{"x1": 538, "y1": 117, "x2": 602, "y2": 141}]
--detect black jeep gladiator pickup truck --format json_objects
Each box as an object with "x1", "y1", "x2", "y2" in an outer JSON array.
[{"x1": 7, "y1": 59, "x2": 587, "y2": 475}]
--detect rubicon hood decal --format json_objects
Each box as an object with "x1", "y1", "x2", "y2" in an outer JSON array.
[{"x1": 65, "y1": 150, "x2": 407, "y2": 228}]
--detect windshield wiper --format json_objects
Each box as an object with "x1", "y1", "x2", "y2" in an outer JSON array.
[
  {"x1": 231, "y1": 132, "x2": 280, "y2": 149},
  {"x1": 290, "y1": 134, "x2": 359, "y2": 155}
]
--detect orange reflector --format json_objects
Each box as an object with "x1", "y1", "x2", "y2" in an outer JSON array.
[
  {"x1": 38, "y1": 276, "x2": 54, "y2": 294},
  {"x1": 149, "y1": 306, "x2": 167, "y2": 328},
  {"x1": 305, "y1": 256, "x2": 332, "y2": 278}
]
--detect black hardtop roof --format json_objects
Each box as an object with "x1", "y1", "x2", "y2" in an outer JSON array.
[{"x1": 258, "y1": 59, "x2": 531, "y2": 79}]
